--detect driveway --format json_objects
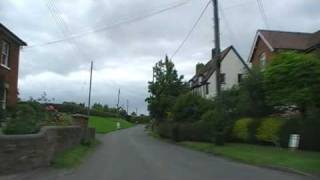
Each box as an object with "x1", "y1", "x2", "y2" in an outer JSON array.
[{"x1": 2, "y1": 125, "x2": 318, "y2": 180}]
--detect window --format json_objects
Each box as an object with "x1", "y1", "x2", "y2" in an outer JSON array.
[
  {"x1": 1, "y1": 41, "x2": 10, "y2": 67},
  {"x1": 259, "y1": 52, "x2": 266, "y2": 68},
  {"x1": 205, "y1": 84, "x2": 209, "y2": 95},
  {"x1": 220, "y1": 73, "x2": 226, "y2": 84},
  {"x1": 238, "y1": 74, "x2": 243, "y2": 83}
]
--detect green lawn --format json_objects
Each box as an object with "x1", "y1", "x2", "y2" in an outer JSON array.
[
  {"x1": 89, "y1": 116, "x2": 133, "y2": 134},
  {"x1": 179, "y1": 142, "x2": 320, "y2": 175},
  {"x1": 52, "y1": 140, "x2": 100, "y2": 168}
]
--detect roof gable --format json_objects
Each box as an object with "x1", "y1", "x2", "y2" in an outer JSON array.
[
  {"x1": 248, "y1": 29, "x2": 320, "y2": 62},
  {"x1": 190, "y1": 46, "x2": 249, "y2": 85},
  {"x1": 0, "y1": 23, "x2": 27, "y2": 46}
]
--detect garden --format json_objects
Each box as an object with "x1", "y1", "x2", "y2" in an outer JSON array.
[{"x1": 146, "y1": 52, "x2": 320, "y2": 175}]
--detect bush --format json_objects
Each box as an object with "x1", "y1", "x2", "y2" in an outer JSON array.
[
  {"x1": 175, "y1": 122, "x2": 214, "y2": 142},
  {"x1": 172, "y1": 93, "x2": 213, "y2": 122},
  {"x1": 299, "y1": 109, "x2": 320, "y2": 151},
  {"x1": 157, "y1": 123, "x2": 174, "y2": 139},
  {"x1": 201, "y1": 110, "x2": 227, "y2": 145},
  {"x1": 256, "y1": 117, "x2": 286, "y2": 146},
  {"x1": 3, "y1": 104, "x2": 41, "y2": 134},
  {"x1": 232, "y1": 118, "x2": 253, "y2": 142}
]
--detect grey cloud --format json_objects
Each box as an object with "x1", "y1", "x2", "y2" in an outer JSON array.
[{"x1": 1, "y1": 0, "x2": 319, "y2": 114}]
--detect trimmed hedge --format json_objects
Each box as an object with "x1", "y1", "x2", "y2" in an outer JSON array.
[
  {"x1": 232, "y1": 118, "x2": 253, "y2": 142},
  {"x1": 256, "y1": 117, "x2": 286, "y2": 146},
  {"x1": 156, "y1": 122, "x2": 214, "y2": 142}
]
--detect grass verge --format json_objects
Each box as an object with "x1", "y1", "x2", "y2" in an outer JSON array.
[
  {"x1": 179, "y1": 142, "x2": 320, "y2": 175},
  {"x1": 89, "y1": 116, "x2": 133, "y2": 134},
  {"x1": 52, "y1": 140, "x2": 100, "y2": 168}
]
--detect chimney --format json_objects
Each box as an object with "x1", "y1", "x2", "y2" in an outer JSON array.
[{"x1": 196, "y1": 63, "x2": 205, "y2": 75}]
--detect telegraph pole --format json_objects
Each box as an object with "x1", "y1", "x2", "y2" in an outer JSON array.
[
  {"x1": 87, "y1": 61, "x2": 93, "y2": 116},
  {"x1": 126, "y1": 99, "x2": 129, "y2": 114},
  {"x1": 116, "y1": 88, "x2": 120, "y2": 109},
  {"x1": 212, "y1": 0, "x2": 221, "y2": 96}
]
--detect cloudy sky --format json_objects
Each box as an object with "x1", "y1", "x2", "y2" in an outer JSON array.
[{"x1": 0, "y1": 0, "x2": 319, "y2": 114}]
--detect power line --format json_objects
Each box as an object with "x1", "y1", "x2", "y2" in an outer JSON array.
[
  {"x1": 170, "y1": 0, "x2": 211, "y2": 59},
  {"x1": 219, "y1": 4, "x2": 239, "y2": 48},
  {"x1": 256, "y1": 0, "x2": 269, "y2": 28},
  {"x1": 46, "y1": 0, "x2": 91, "y2": 61},
  {"x1": 25, "y1": 0, "x2": 190, "y2": 48}
]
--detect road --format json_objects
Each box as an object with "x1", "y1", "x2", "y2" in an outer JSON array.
[{"x1": 2, "y1": 125, "x2": 317, "y2": 180}]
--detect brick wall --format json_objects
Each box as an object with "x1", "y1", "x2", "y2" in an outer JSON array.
[
  {"x1": 250, "y1": 37, "x2": 274, "y2": 67},
  {"x1": 0, "y1": 29, "x2": 21, "y2": 106},
  {"x1": 0, "y1": 126, "x2": 96, "y2": 175}
]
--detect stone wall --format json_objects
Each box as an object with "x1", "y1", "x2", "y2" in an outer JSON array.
[{"x1": 0, "y1": 126, "x2": 95, "y2": 175}]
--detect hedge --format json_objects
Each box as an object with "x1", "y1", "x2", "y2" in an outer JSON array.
[
  {"x1": 256, "y1": 117, "x2": 286, "y2": 146},
  {"x1": 156, "y1": 122, "x2": 214, "y2": 142},
  {"x1": 232, "y1": 118, "x2": 253, "y2": 142}
]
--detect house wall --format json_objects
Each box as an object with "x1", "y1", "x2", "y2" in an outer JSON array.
[
  {"x1": 0, "y1": 29, "x2": 21, "y2": 106},
  {"x1": 250, "y1": 37, "x2": 274, "y2": 67},
  {"x1": 205, "y1": 49, "x2": 247, "y2": 98}
]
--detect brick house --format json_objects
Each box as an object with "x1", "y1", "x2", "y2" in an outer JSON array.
[
  {"x1": 0, "y1": 23, "x2": 27, "y2": 109},
  {"x1": 189, "y1": 46, "x2": 250, "y2": 98},
  {"x1": 248, "y1": 29, "x2": 320, "y2": 68}
]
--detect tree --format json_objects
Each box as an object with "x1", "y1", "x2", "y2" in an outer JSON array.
[
  {"x1": 171, "y1": 93, "x2": 213, "y2": 122},
  {"x1": 92, "y1": 103, "x2": 104, "y2": 112},
  {"x1": 237, "y1": 68, "x2": 271, "y2": 117},
  {"x1": 145, "y1": 56, "x2": 188, "y2": 122},
  {"x1": 264, "y1": 52, "x2": 320, "y2": 116}
]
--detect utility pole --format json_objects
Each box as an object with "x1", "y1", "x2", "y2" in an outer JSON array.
[
  {"x1": 116, "y1": 88, "x2": 120, "y2": 109},
  {"x1": 126, "y1": 99, "x2": 129, "y2": 114},
  {"x1": 87, "y1": 61, "x2": 93, "y2": 116},
  {"x1": 136, "y1": 107, "x2": 138, "y2": 115},
  {"x1": 212, "y1": 0, "x2": 221, "y2": 96}
]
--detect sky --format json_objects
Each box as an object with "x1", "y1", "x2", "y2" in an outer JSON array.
[{"x1": 0, "y1": 0, "x2": 320, "y2": 114}]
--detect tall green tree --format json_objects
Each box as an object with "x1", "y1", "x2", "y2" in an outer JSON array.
[
  {"x1": 146, "y1": 56, "x2": 188, "y2": 122},
  {"x1": 264, "y1": 51, "x2": 320, "y2": 115},
  {"x1": 237, "y1": 68, "x2": 271, "y2": 117}
]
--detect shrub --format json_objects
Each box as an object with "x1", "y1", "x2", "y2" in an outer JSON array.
[
  {"x1": 299, "y1": 108, "x2": 320, "y2": 151},
  {"x1": 247, "y1": 118, "x2": 262, "y2": 143},
  {"x1": 175, "y1": 122, "x2": 214, "y2": 142},
  {"x1": 3, "y1": 104, "x2": 41, "y2": 134},
  {"x1": 201, "y1": 110, "x2": 227, "y2": 145},
  {"x1": 157, "y1": 123, "x2": 174, "y2": 139},
  {"x1": 256, "y1": 117, "x2": 286, "y2": 146},
  {"x1": 172, "y1": 93, "x2": 213, "y2": 122},
  {"x1": 232, "y1": 118, "x2": 253, "y2": 142}
]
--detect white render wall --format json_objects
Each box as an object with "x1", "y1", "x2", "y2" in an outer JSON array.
[{"x1": 204, "y1": 49, "x2": 247, "y2": 99}]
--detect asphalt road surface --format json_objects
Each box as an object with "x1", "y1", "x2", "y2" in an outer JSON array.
[{"x1": 2, "y1": 125, "x2": 318, "y2": 180}]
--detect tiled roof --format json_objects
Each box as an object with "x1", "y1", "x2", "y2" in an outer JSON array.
[{"x1": 259, "y1": 29, "x2": 320, "y2": 50}]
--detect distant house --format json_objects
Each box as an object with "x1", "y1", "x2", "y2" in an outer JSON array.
[
  {"x1": 248, "y1": 29, "x2": 320, "y2": 68},
  {"x1": 189, "y1": 46, "x2": 250, "y2": 98},
  {"x1": 0, "y1": 23, "x2": 27, "y2": 109}
]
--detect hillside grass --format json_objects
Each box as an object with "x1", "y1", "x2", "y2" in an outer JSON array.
[{"x1": 89, "y1": 116, "x2": 133, "y2": 134}]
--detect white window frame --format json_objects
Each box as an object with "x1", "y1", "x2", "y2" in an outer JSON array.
[
  {"x1": 259, "y1": 52, "x2": 266, "y2": 68},
  {"x1": 1, "y1": 41, "x2": 10, "y2": 68}
]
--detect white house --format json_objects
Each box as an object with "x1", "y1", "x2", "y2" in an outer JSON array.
[{"x1": 189, "y1": 46, "x2": 250, "y2": 98}]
